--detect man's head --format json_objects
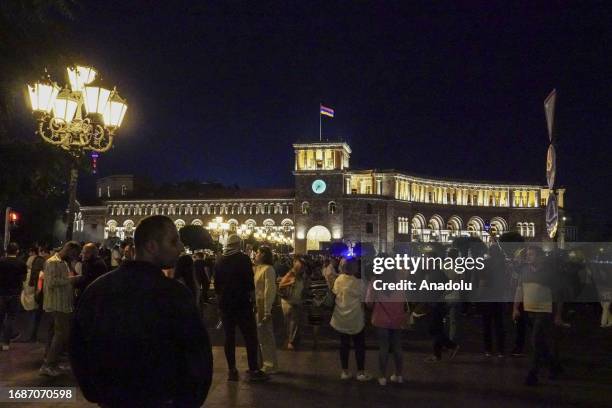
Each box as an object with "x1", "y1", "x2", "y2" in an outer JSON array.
[
  {"x1": 6, "y1": 242, "x2": 19, "y2": 256},
  {"x1": 82, "y1": 243, "x2": 99, "y2": 261},
  {"x1": 134, "y1": 216, "x2": 183, "y2": 268},
  {"x1": 194, "y1": 252, "x2": 204, "y2": 260},
  {"x1": 59, "y1": 241, "x2": 82, "y2": 262},
  {"x1": 224, "y1": 234, "x2": 241, "y2": 252}
]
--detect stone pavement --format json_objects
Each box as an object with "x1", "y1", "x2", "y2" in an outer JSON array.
[{"x1": 1, "y1": 304, "x2": 611, "y2": 407}]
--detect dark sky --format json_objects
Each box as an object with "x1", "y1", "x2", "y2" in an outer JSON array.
[{"x1": 19, "y1": 2, "x2": 612, "y2": 213}]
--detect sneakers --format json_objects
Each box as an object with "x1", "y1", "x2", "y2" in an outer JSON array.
[
  {"x1": 390, "y1": 374, "x2": 404, "y2": 384},
  {"x1": 39, "y1": 365, "x2": 61, "y2": 377},
  {"x1": 58, "y1": 362, "x2": 71, "y2": 372},
  {"x1": 484, "y1": 352, "x2": 492, "y2": 358},
  {"x1": 261, "y1": 365, "x2": 278, "y2": 375},
  {"x1": 340, "y1": 370, "x2": 352, "y2": 380},
  {"x1": 356, "y1": 372, "x2": 372, "y2": 382},
  {"x1": 511, "y1": 349, "x2": 524, "y2": 358},
  {"x1": 227, "y1": 369, "x2": 239, "y2": 381},
  {"x1": 496, "y1": 353, "x2": 505, "y2": 358},
  {"x1": 246, "y1": 370, "x2": 270, "y2": 383},
  {"x1": 1, "y1": 344, "x2": 9, "y2": 351},
  {"x1": 377, "y1": 377, "x2": 387, "y2": 386}
]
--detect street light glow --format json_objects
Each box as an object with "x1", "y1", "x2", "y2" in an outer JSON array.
[
  {"x1": 67, "y1": 65, "x2": 97, "y2": 91},
  {"x1": 27, "y1": 81, "x2": 60, "y2": 113},
  {"x1": 83, "y1": 86, "x2": 111, "y2": 115},
  {"x1": 52, "y1": 88, "x2": 78, "y2": 123},
  {"x1": 103, "y1": 91, "x2": 128, "y2": 128}
]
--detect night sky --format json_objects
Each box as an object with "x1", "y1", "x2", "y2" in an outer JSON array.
[{"x1": 16, "y1": 2, "x2": 612, "y2": 215}]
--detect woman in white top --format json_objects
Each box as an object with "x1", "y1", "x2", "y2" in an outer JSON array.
[
  {"x1": 253, "y1": 246, "x2": 278, "y2": 373},
  {"x1": 331, "y1": 257, "x2": 371, "y2": 382}
]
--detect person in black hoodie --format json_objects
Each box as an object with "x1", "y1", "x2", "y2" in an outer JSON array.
[
  {"x1": 214, "y1": 234, "x2": 268, "y2": 382},
  {"x1": 70, "y1": 215, "x2": 213, "y2": 407}
]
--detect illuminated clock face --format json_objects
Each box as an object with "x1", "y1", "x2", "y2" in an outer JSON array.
[{"x1": 311, "y1": 179, "x2": 327, "y2": 194}]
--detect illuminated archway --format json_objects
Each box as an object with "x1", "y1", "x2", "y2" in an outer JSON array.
[{"x1": 306, "y1": 225, "x2": 332, "y2": 251}]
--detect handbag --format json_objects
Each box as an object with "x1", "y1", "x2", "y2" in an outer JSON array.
[
  {"x1": 321, "y1": 289, "x2": 336, "y2": 310},
  {"x1": 20, "y1": 269, "x2": 38, "y2": 311},
  {"x1": 278, "y1": 283, "x2": 295, "y2": 300}
]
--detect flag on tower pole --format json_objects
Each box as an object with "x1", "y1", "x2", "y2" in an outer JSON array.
[
  {"x1": 319, "y1": 104, "x2": 334, "y2": 141},
  {"x1": 320, "y1": 105, "x2": 334, "y2": 117}
]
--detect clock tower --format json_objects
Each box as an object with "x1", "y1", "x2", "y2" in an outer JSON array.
[{"x1": 293, "y1": 141, "x2": 351, "y2": 253}]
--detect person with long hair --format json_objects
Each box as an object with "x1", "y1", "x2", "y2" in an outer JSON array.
[
  {"x1": 253, "y1": 246, "x2": 278, "y2": 373},
  {"x1": 278, "y1": 257, "x2": 307, "y2": 350},
  {"x1": 331, "y1": 257, "x2": 371, "y2": 382}
]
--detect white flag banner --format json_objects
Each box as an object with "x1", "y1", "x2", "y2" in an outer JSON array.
[{"x1": 544, "y1": 89, "x2": 556, "y2": 141}]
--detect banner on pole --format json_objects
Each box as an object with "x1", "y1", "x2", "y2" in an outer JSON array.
[
  {"x1": 546, "y1": 192, "x2": 559, "y2": 239},
  {"x1": 544, "y1": 89, "x2": 556, "y2": 141},
  {"x1": 546, "y1": 144, "x2": 556, "y2": 189}
]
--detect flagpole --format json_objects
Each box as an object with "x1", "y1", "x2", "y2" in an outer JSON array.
[{"x1": 319, "y1": 103, "x2": 322, "y2": 141}]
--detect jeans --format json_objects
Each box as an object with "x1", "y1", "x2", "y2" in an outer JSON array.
[
  {"x1": 45, "y1": 312, "x2": 71, "y2": 367},
  {"x1": 339, "y1": 330, "x2": 366, "y2": 371},
  {"x1": 481, "y1": 303, "x2": 505, "y2": 353},
  {"x1": 601, "y1": 302, "x2": 611, "y2": 327},
  {"x1": 446, "y1": 302, "x2": 461, "y2": 342},
  {"x1": 377, "y1": 328, "x2": 403, "y2": 376},
  {"x1": 221, "y1": 308, "x2": 260, "y2": 371},
  {"x1": 28, "y1": 302, "x2": 45, "y2": 341},
  {"x1": 430, "y1": 303, "x2": 457, "y2": 359},
  {"x1": 0, "y1": 295, "x2": 19, "y2": 345},
  {"x1": 528, "y1": 312, "x2": 560, "y2": 376},
  {"x1": 281, "y1": 299, "x2": 302, "y2": 346},
  {"x1": 257, "y1": 317, "x2": 277, "y2": 369},
  {"x1": 514, "y1": 306, "x2": 528, "y2": 352}
]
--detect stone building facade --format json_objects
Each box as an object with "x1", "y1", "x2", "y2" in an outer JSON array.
[{"x1": 76, "y1": 141, "x2": 564, "y2": 253}]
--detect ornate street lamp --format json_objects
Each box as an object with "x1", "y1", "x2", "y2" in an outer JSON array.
[
  {"x1": 26, "y1": 65, "x2": 128, "y2": 240},
  {"x1": 207, "y1": 217, "x2": 230, "y2": 242}
]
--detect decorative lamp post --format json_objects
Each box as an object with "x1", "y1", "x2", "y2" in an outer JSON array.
[
  {"x1": 26, "y1": 65, "x2": 128, "y2": 240},
  {"x1": 207, "y1": 217, "x2": 230, "y2": 243}
]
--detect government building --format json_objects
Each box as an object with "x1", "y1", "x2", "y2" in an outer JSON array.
[{"x1": 75, "y1": 141, "x2": 565, "y2": 254}]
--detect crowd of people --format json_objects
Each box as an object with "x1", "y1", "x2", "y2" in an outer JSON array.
[{"x1": 0, "y1": 214, "x2": 611, "y2": 406}]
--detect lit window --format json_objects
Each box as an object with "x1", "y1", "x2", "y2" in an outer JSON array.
[
  {"x1": 302, "y1": 201, "x2": 310, "y2": 215},
  {"x1": 121, "y1": 185, "x2": 127, "y2": 196},
  {"x1": 328, "y1": 201, "x2": 337, "y2": 214}
]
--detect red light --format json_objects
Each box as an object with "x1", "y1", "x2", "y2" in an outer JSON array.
[{"x1": 9, "y1": 212, "x2": 18, "y2": 223}]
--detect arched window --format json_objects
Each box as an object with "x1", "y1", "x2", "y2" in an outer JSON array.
[
  {"x1": 121, "y1": 185, "x2": 127, "y2": 196},
  {"x1": 328, "y1": 201, "x2": 337, "y2": 214},
  {"x1": 301, "y1": 201, "x2": 310, "y2": 215}
]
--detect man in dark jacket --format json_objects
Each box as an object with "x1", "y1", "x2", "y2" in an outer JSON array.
[
  {"x1": 214, "y1": 234, "x2": 267, "y2": 382},
  {"x1": 0, "y1": 242, "x2": 27, "y2": 350},
  {"x1": 70, "y1": 215, "x2": 213, "y2": 407},
  {"x1": 73, "y1": 243, "x2": 108, "y2": 297}
]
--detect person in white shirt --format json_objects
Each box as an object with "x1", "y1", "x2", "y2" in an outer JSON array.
[
  {"x1": 253, "y1": 246, "x2": 278, "y2": 373},
  {"x1": 331, "y1": 257, "x2": 371, "y2": 382}
]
